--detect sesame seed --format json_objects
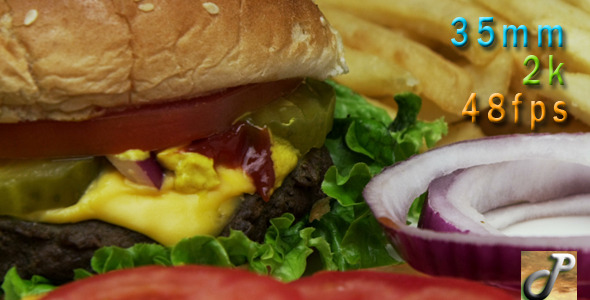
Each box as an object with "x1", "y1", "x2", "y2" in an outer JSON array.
[
  {"x1": 138, "y1": 3, "x2": 154, "y2": 12},
  {"x1": 320, "y1": 16, "x2": 326, "y2": 26},
  {"x1": 24, "y1": 9, "x2": 38, "y2": 26},
  {"x1": 202, "y1": 2, "x2": 220, "y2": 15}
]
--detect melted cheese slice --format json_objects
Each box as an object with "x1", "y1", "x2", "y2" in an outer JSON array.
[
  {"x1": 27, "y1": 167, "x2": 254, "y2": 246},
  {"x1": 22, "y1": 137, "x2": 299, "y2": 246}
]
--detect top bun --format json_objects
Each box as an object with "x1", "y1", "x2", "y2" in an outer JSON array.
[{"x1": 0, "y1": 0, "x2": 346, "y2": 122}]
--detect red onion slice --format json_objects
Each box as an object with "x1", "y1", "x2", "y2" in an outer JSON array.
[
  {"x1": 485, "y1": 193, "x2": 590, "y2": 232},
  {"x1": 363, "y1": 133, "x2": 590, "y2": 294},
  {"x1": 107, "y1": 153, "x2": 164, "y2": 189},
  {"x1": 420, "y1": 159, "x2": 590, "y2": 234}
]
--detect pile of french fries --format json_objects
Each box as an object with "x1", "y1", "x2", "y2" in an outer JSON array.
[{"x1": 317, "y1": 0, "x2": 590, "y2": 146}]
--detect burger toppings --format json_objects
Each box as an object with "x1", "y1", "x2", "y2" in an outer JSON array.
[
  {"x1": 16, "y1": 132, "x2": 299, "y2": 247},
  {"x1": 0, "y1": 147, "x2": 329, "y2": 286},
  {"x1": 2, "y1": 81, "x2": 448, "y2": 299},
  {"x1": 2, "y1": 80, "x2": 330, "y2": 247}
]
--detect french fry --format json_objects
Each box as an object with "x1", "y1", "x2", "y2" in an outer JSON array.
[
  {"x1": 474, "y1": 0, "x2": 590, "y2": 32},
  {"x1": 475, "y1": 0, "x2": 590, "y2": 73},
  {"x1": 366, "y1": 96, "x2": 462, "y2": 127},
  {"x1": 378, "y1": 95, "x2": 463, "y2": 124},
  {"x1": 334, "y1": 47, "x2": 420, "y2": 98},
  {"x1": 365, "y1": 97, "x2": 397, "y2": 119},
  {"x1": 561, "y1": 0, "x2": 590, "y2": 14},
  {"x1": 464, "y1": 50, "x2": 512, "y2": 98},
  {"x1": 418, "y1": 97, "x2": 464, "y2": 123},
  {"x1": 435, "y1": 121, "x2": 486, "y2": 148},
  {"x1": 322, "y1": 8, "x2": 473, "y2": 116},
  {"x1": 316, "y1": 0, "x2": 501, "y2": 66},
  {"x1": 475, "y1": 72, "x2": 590, "y2": 135},
  {"x1": 534, "y1": 71, "x2": 590, "y2": 125}
]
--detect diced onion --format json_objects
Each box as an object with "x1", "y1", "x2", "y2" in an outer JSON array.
[{"x1": 107, "y1": 154, "x2": 164, "y2": 189}]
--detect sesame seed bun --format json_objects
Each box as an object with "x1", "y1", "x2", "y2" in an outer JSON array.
[{"x1": 0, "y1": 0, "x2": 346, "y2": 122}]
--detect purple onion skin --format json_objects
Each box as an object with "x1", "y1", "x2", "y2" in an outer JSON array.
[
  {"x1": 416, "y1": 172, "x2": 467, "y2": 233},
  {"x1": 384, "y1": 226, "x2": 590, "y2": 295},
  {"x1": 136, "y1": 154, "x2": 164, "y2": 189},
  {"x1": 418, "y1": 195, "x2": 468, "y2": 234}
]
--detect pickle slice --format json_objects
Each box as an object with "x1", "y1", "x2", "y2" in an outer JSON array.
[
  {"x1": 241, "y1": 78, "x2": 335, "y2": 154},
  {"x1": 0, "y1": 157, "x2": 103, "y2": 215}
]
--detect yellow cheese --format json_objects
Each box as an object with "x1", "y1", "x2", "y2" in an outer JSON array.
[
  {"x1": 22, "y1": 137, "x2": 300, "y2": 246},
  {"x1": 270, "y1": 136, "x2": 300, "y2": 190},
  {"x1": 112, "y1": 149, "x2": 150, "y2": 161},
  {"x1": 27, "y1": 166, "x2": 254, "y2": 246}
]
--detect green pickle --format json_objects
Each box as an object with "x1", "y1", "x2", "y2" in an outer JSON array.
[
  {"x1": 0, "y1": 157, "x2": 103, "y2": 215},
  {"x1": 241, "y1": 78, "x2": 335, "y2": 154}
]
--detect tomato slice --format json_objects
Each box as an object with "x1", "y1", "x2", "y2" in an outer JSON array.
[
  {"x1": 289, "y1": 271, "x2": 516, "y2": 300},
  {"x1": 43, "y1": 266, "x2": 301, "y2": 300},
  {"x1": 0, "y1": 79, "x2": 301, "y2": 158},
  {"x1": 41, "y1": 266, "x2": 518, "y2": 300}
]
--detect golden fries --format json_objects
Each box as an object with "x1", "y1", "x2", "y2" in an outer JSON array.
[
  {"x1": 464, "y1": 51, "x2": 512, "y2": 98},
  {"x1": 435, "y1": 121, "x2": 486, "y2": 147},
  {"x1": 322, "y1": 8, "x2": 473, "y2": 116},
  {"x1": 475, "y1": 0, "x2": 590, "y2": 73},
  {"x1": 334, "y1": 47, "x2": 420, "y2": 98},
  {"x1": 534, "y1": 71, "x2": 590, "y2": 124},
  {"x1": 318, "y1": 0, "x2": 590, "y2": 142},
  {"x1": 316, "y1": 0, "x2": 501, "y2": 66},
  {"x1": 561, "y1": 0, "x2": 590, "y2": 14}
]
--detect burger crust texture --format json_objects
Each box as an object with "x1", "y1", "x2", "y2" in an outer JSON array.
[{"x1": 0, "y1": 0, "x2": 346, "y2": 122}]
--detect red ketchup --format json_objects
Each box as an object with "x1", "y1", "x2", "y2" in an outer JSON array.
[{"x1": 186, "y1": 122, "x2": 275, "y2": 201}]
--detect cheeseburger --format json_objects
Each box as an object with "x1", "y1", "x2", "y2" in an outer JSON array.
[{"x1": 0, "y1": 0, "x2": 346, "y2": 283}]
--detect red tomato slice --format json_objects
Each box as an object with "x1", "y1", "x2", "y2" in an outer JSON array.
[
  {"x1": 43, "y1": 266, "x2": 302, "y2": 300},
  {"x1": 290, "y1": 271, "x2": 516, "y2": 300},
  {"x1": 0, "y1": 79, "x2": 301, "y2": 158}
]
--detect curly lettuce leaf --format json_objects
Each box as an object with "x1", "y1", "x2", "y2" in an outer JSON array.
[
  {"x1": 318, "y1": 81, "x2": 447, "y2": 270},
  {"x1": 1, "y1": 268, "x2": 55, "y2": 300},
  {"x1": 388, "y1": 92, "x2": 421, "y2": 132},
  {"x1": 330, "y1": 80, "x2": 392, "y2": 126},
  {"x1": 71, "y1": 213, "x2": 331, "y2": 283}
]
